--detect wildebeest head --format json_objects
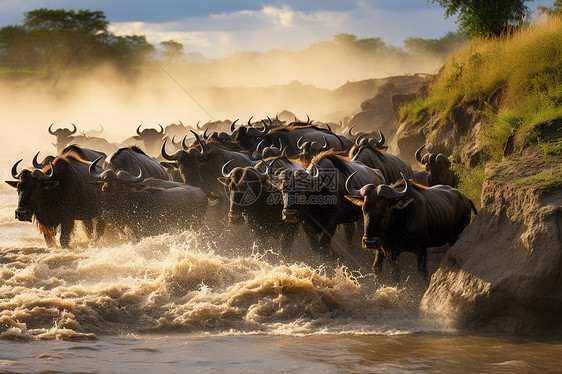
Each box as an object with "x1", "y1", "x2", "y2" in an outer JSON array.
[
  {"x1": 345, "y1": 172, "x2": 413, "y2": 249},
  {"x1": 218, "y1": 161, "x2": 269, "y2": 225},
  {"x1": 231, "y1": 117, "x2": 269, "y2": 150},
  {"x1": 267, "y1": 165, "x2": 322, "y2": 223},
  {"x1": 252, "y1": 138, "x2": 286, "y2": 159},
  {"x1": 415, "y1": 145, "x2": 456, "y2": 187},
  {"x1": 348, "y1": 130, "x2": 387, "y2": 159},
  {"x1": 48, "y1": 123, "x2": 77, "y2": 152},
  {"x1": 133, "y1": 124, "x2": 165, "y2": 154},
  {"x1": 296, "y1": 135, "x2": 329, "y2": 162},
  {"x1": 160, "y1": 138, "x2": 203, "y2": 186}
]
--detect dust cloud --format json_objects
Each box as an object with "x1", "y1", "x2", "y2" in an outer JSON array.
[{"x1": 0, "y1": 46, "x2": 444, "y2": 181}]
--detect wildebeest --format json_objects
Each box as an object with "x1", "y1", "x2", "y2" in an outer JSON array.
[
  {"x1": 161, "y1": 132, "x2": 257, "y2": 199},
  {"x1": 119, "y1": 125, "x2": 165, "y2": 156},
  {"x1": 48, "y1": 123, "x2": 77, "y2": 153},
  {"x1": 92, "y1": 168, "x2": 207, "y2": 239},
  {"x1": 269, "y1": 151, "x2": 385, "y2": 254},
  {"x1": 345, "y1": 173, "x2": 476, "y2": 282},
  {"x1": 6, "y1": 150, "x2": 105, "y2": 247},
  {"x1": 48, "y1": 123, "x2": 118, "y2": 155},
  {"x1": 103, "y1": 146, "x2": 169, "y2": 181},
  {"x1": 217, "y1": 156, "x2": 305, "y2": 254},
  {"x1": 349, "y1": 142, "x2": 414, "y2": 184},
  {"x1": 415, "y1": 145, "x2": 458, "y2": 187}
]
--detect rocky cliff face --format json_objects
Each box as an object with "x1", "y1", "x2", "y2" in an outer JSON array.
[{"x1": 420, "y1": 146, "x2": 562, "y2": 333}]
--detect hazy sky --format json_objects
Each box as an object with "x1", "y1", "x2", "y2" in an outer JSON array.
[{"x1": 0, "y1": 1, "x2": 555, "y2": 58}]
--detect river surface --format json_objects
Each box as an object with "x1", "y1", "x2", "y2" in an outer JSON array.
[{"x1": 1, "y1": 187, "x2": 561, "y2": 373}]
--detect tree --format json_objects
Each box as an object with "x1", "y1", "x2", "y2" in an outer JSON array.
[
  {"x1": 538, "y1": 0, "x2": 562, "y2": 15},
  {"x1": 22, "y1": 9, "x2": 110, "y2": 77},
  {"x1": 161, "y1": 40, "x2": 185, "y2": 63},
  {"x1": 431, "y1": 0, "x2": 531, "y2": 38}
]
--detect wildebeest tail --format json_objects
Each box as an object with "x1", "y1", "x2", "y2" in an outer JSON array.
[{"x1": 469, "y1": 199, "x2": 478, "y2": 215}]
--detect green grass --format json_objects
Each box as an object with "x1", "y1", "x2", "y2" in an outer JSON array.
[
  {"x1": 399, "y1": 16, "x2": 562, "y2": 202},
  {"x1": 514, "y1": 171, "x2": 562, "y2": 188}
]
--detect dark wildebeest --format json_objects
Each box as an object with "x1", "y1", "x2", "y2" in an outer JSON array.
[
  {"x1": 161, "y1": 132, "x2": 257, "y2": 199},
  {"x1": 103, "y1": 146, "x2": 169, "y2": 181},
  {"x1": 33, "y1": 145, "x2": 107, "y2": 169},
  {"x1": 48, "y1": 123, "x2": 77, "y2": 153},
  {"x1": 349, "y1": 141, "x2": 414, "y2": 184},
  {"x1": 415, "y1": 145, "x2": 458, "y2": 187},
  {"x1": 217, "y1": 156, "x2": 305, "y2": 254},
  {"x1": 345, "y1": 173, "x2": 476, "y2": 283},
  {"x1": 6, "y1": 151, "x2": 105, "y2": 247},
  {"x1": 120, "y1": 125, "x2": 165, "y2": 157},
  {"x1": 269, "y1": 151, "x2": 385, "y2": 255},
  {"x1": 90, "y1": 167, "x2": 207, "y2": 240}
]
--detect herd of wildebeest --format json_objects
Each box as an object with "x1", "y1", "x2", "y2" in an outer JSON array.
[{"x1": 6, "y1": 114, "x2": 477, "y2": 282}]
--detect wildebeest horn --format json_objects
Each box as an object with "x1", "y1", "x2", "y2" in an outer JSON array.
[
  {"x1": 11, "y1": 159, "x2": 23, "y2": 179},
  {"x1": 306, "y1": 114, "x2": 311, "y2": 124},
  {"x1": 190, "y1": 130, "x2": 205, "y2": 154},
  {"x1": 196, "y1": 121, "x2": 202, "y2": 130},
  {"x1": 321, "y1": 135, "x2": 328, "y2": 149},
  {"x1": 297, "y1": 136, "x2": 305, "y2": 150},
  {"x1": 267, "y1": 116, "x2": 273, "y2": 125},
  {"x1": 158, "y1": 124, "x2": 164, "y2": 134},
  {"x1": 89, "y1": 157, "x2": 103, "y2": 179},
  {"x1": 48, "y1": 123, "x2": 56, "y2": 135},
  {"x1": 415, "y1": 145, "x2": 426, "y2": 164},
  {"x1": 348, "y1": 125, "x2": 356, "y2": 138},
  {"x1": 203, "y1": 128, "x2": 209, "y2": 140},
  {"x1": 257, "y1": 119, "x2": 269, "y2": 135},
  {"x1": 355, "y1": 134, "x2": 367, "y2": 146},
  {"x1": 325, "y1": 123, "x2": 332, "y2": 132},
  {"x1": 278, "y1": 138, "x2": 285, "y2": 151},
  {"x1": 170, "y1": 135, "x2": 181, "y2": 149},
  {"x1": 69, "y1": 123, "x2": 77, "y2": 135},
  {"x1": 32, "y1": 162, "x2": 54, "y2": 181},
  {"x1": 255, "y1": 139, "x2": 267, "y2": 154},
  {"x1": 181, "y1": 135, "x2": 191, "y2": 150},
  {"x1": 230, "y1": 119, "x2": 239, "y2": 132},
  {"x1": 221, "y1": 159, "x2": 235, "y2": 177},
  {"x1": 377, "y1": 131, "x2": 386, "y2": 148},
  {"x1": 32, "y1": 152, "x2": 42, "y2": 168},
  {"x1": 248, "y1": 116, "x2": 254, "y2": 126},
  {"x1": 377, "y1": 173, "x2": 411, "y2": 200},
  {"x1": 310, "y1": 162, "x2": 321, "y2": 178},
  {"x1": 136, "y1": 124, "x2": 143, "y2": 135},
  {"x1": 161, "y1": 139, "x2": 176, "y2": 161},
  {"x1": 345, "y1": 171, "x2": 362, "y2": 196}
]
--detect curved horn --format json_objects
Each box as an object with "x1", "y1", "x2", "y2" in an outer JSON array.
[
  {"x1": 32, "y1": 152, "x2": 41, "y2": 168},
  {"x1": 230, "y1": 119, "x2": 239, "y2": 132},
  {"x1": 69, "y1": 123, "x2": 77, "y2": 135},
  {"x1": 258, "y1": 119, "x2": 269, "y2": 135},
  {"x1": 345, "y1": 171, "x2": 362, "y2": 196},
  {"x1": 48, "y1": 123, "x2": 56, "y2": 135},
  {"x1": 181, "y1": 135, "x2": 190, "y2": 150},
  {"x1": 336, "y1": 135, "x2": 345, "y2": 150},
  {"x1": 297, "y1": 136, "x2": 305, "y2": 150},
  {"x1": 348, "y1": 125, "x2": 356, "y2": 138},
  {"x1": 415, "y1": 145, "x2": 426, "y2": 163},
  {"x1": 161, "y1": 139, "x2": 176, "y2": 161},
  {"x1": 267, "y1": 116, "x2": 273, "y2": 125},
  {"x1": 278, "y1": 138, "x2": 285, "y2": 151},
  {"x1": 306, "y1": 114, "x2": 311, "y2": 124},
  {"x1": 255, "y1": 139, "x2": 267, "y2": 154},
  {"x1": 32, "y1": 162, "x2": 54, "y2": 181},
  {"x1": 136, "y1": 124, "x2": 143, "y2": 136},
  {"x1": 325, "y1": 123, "x2": 332, "y2": 132},
  {"x1": 196, "y1": 121, "x2": 203, "y2": 130},
  {"x1": 11, "y1": 159, "x2": 23, "y2": 179},
  {"x1": 321, "y1": 135, "x2": 328, "y2": 149},
  {"x1": 89, "y1": 157, "x2": 104, "y2": 179},
  {"x1": 248, "y1": 116, "x2": 254, "y2": 126},
  {"x1": 377, "y1": 130, "x2": 386, "y2": 147},
  {"x1": 355, "y1": 133, "x2": 367, "y2": 146},
  {"x1": 157, "y1": 124, "x2": 164, "y2": 134},
  {"x1": 221, "y1": 159, "x2": 235, "y2": 177},
  {"x1": 310, "y1": 162, "x2": 321, "y2": 178},
  {"x1": 170, "y1": 135, "x2": 181, "y2": 148},
  {"x1": 190, "y1": 130, "x2": 205, "y2": 154},
  {"x1": 203, "y1": 128, "x2": 209, "y2": 140},
  {"x1": 377, "y1": 173, "x2": 411, "y2": 200}
]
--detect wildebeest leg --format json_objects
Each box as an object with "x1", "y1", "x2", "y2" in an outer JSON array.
[
  {"x1": 83, "y1": 219, "x2": 94, "y2": 239},
  {"x1": 303, "y1": 220, "x2": 319, "y2": 251},
  {"x1": 95, "y1": 218, "x2": 106, "y2": 241},
  {"x1": 416, "y1": 245, "x2": 429, "y2": 282},
  {"x1": 372, "y1": 250, "x2": 384, "y2": 278},
  {"x1": 43, "y1": 231, "x2": 56, "y2": 247},
  {"x1": 318, "y1": 222, "x2": 337, "y2": 255},
  {"x1": 59, "y1": 220, "x2": 75, "y2": 248}
]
